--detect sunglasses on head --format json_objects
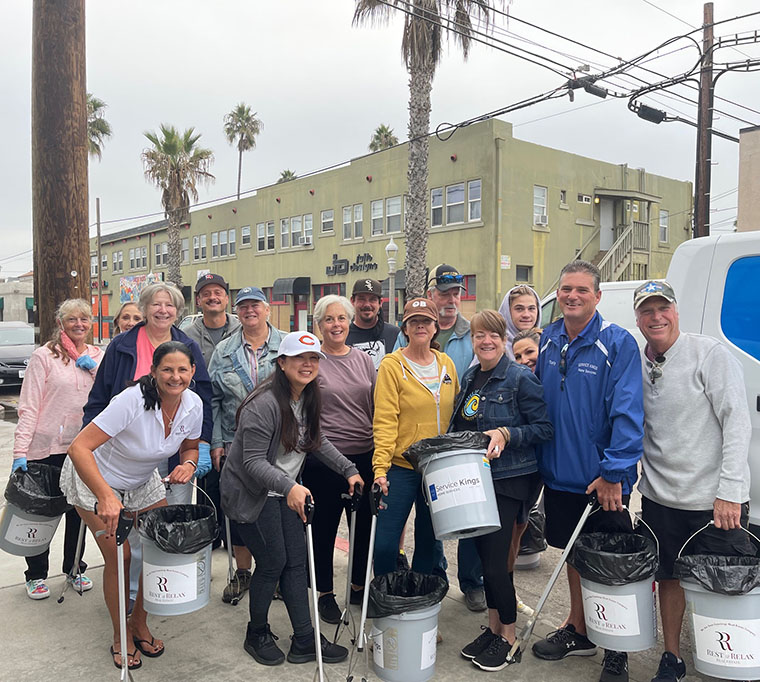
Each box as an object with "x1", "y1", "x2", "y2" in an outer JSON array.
[{"x1": 432, "y1": 273, "x2": 464, "y2": 286}]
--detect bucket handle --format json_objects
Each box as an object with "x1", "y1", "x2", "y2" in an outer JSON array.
[
  {"x1": 166, "y1": 477, "x2": 218, "y2": 523},
  {"x1": 676, "y1": 520, "x2": 760, "y2": 560},
  {"x1": 621, "y1": 505, "x2": 660, "y2": 558}
]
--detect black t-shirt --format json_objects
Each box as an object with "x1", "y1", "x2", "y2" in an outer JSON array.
[
  {"x1": 452, "y1": 367, "x2": 493, "y2": 432},
  {"x1": 347, "y1": 318, "x2": 401, "y2": 371}
]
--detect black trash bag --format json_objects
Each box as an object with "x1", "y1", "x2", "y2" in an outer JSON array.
[
  {"x1": 4, "y1": 462, "x2": 71, "y2": 517},
  {"x1": 403, "y1": 431, "x2": 489, "y2": 472},
  {"x1": 569, "y1": 532, "x2": 658, "y2": 586},
  {"x1": 673, "y1": 555, "x2": 760, "y2": 596},
  {"x1": 519, "y1": 507, "x2": 547, "y2": 555},
  {"x1": 367, "y1": 570, "x2": 448, "y2": 619},
  {"x1": 139, "y1": 504, "x2": 218, "y2": 554}
]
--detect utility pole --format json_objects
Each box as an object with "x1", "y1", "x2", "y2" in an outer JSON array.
[
  {"x1": 32, "y1": 0, "x2": 89, "y2": 342},
  {"x1": 693, "y1": 2, "x2": 714, "y2": 238},
  {"x1": 96, "y1": 198, "x2": 103, "y2": 343}
]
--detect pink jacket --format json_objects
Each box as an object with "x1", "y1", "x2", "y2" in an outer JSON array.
[{"x1": 13, "y1": 344, "x2": 104, "y2": 461}]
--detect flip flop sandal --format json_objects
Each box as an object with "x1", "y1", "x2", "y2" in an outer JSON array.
[
  {"x1": 110, "y1": 646, "x2": 142, "y2": 670},
  {"x1": 133, "y1": 636, "x2": 165, "y2": 658}
]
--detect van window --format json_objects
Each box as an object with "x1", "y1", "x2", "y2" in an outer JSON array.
[
  {"x1": 721, "y1": 256, "x2": 760, "y2": 360},
  {"x1": 541, "y1": 298, "x2": 560, "y2": 327}
]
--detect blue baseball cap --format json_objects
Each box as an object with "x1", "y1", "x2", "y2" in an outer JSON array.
[{"x1": 235, "y1": 287, "x2": 267, "y2": 305}]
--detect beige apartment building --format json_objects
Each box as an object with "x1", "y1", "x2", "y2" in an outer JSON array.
[{"x1": 738, "y1": 124, "x2": 760, "y2": 232}]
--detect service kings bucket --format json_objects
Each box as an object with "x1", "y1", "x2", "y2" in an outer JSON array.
[
  {"x1": 0, "y1": 503, "x2": 62, "y2": 557},
  {"x1": 420, "y1": 448, "x2": 500, "y2": 541},
  {"x1": 370, "y1": 602, "x2": 441, "y2": 682}
]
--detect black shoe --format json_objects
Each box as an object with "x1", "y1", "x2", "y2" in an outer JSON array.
[
  {"x1": 600, "y1": 650, "x2": 628, "y2": 682},
  {"x1": 349, "y1": 587, "x2": 364, "y2": 605},
  {"x1": 317, "y1": 593, "x2": 342, "y2": 624},
  {"x1": 222, "y1": 569, "x2": 251, "y2": 604},
  {"x1": 287, "y1": 633, "x2": 348, "y2": 664},
  {"x1": 473, "y1": 635, "x2": 521, "y2": 672},
  {"x1": 243, "y1": 624, "x2": 285, "y2": 666},
  {"x1": 396, "y1": 549, "x2": 409, "y2": 571},
  {"x1": 651, "y1": 651, "x2": 686, "y2": 682},
  {"x1": 464, "y1": 587, "x2": 487, "y2": 612},
  {"x1": 531, "y1": 624, "x2": 597, "y2": 660},
  {"x1": 461, "y1": 626, "x2": 497, "y2": 660}
]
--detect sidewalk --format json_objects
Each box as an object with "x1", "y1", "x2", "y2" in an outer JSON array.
[{"x1": 0, "y1": 420, "x2": 704, "y2": 682}]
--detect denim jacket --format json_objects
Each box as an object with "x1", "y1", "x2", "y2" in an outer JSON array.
[{"x1": 449, "y1": 354, "x2": 553, "y2": 480}]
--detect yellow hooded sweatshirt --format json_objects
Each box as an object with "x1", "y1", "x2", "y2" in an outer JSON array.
[{"x1": 372, "y1": 348, "x2": 460, "y2": 480}]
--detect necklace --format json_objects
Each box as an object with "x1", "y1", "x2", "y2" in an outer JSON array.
[{"x1": 162, "y1": 401, "x2": 180, "y2": 430}]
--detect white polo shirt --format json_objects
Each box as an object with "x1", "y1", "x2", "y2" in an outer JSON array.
[{"x1": 92, "y1": 384, "x2": 203, "y2": 490}]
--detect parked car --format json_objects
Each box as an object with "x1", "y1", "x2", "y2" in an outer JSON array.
[
  {"x1": 0, "y1": 321, "x2": 35, "y2": 387},
  {"x1": 178, "y1": 313, "x2": 201, "y2": 331}
]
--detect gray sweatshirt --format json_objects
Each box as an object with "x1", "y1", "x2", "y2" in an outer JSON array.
[{"x1": 638, "y1": 332, "x2": 751, "y2": 510}]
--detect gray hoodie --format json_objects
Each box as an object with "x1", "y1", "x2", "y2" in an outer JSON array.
[{"x1": 498, "y1": 285, "x2": 541, "y2": 360}]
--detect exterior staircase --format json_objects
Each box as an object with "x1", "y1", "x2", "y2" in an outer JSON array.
[{"x1": 595, "y1": 221, "x2": 650, "y2": 283}]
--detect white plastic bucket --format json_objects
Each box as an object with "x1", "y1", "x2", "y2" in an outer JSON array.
[
  {"x1": 370, "y1": 602, "x2": 441, "y2": 682},
  {"x1": 581, "y1": 577, "x2": 657, "y2": 651},
  {"x1": 0, "y1": 502, "x2": 62, "y2": 557},
  {"x1": 421, "y1": 448, "x2": 500, "y2": 540},
  {"x1": 142, "y1": 537, "x2": 211, "y2": 616},
  {"x1": 514, "y1": 552, "x2": 541, "y2": 570}
]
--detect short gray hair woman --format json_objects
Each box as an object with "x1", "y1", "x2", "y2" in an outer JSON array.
[
  {"x1": 138, "y1": 282, "x2": 185, "y2": 320},
  {"x1": 313, "y1": 294, "x2": 354, "y2": 327}
]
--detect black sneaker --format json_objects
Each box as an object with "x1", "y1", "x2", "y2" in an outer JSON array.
[
  {"x1": 600, "y1": 650, "x2": 628, "y2": 682},
  {"x1": 473, "y1": 636, "x2": 522, "y2": 672},
  {"x1": 349, "y1": 587, "x2": 364, "y2": 605},
  {"x1": 243, "y1": 624, "x2": 285, "y2": 666},
  {"x1": 464, "y1": 587, "x2": 487, "y2": 612},
  {"x1": 222, "y1": 569, "x2": 251, "y2": 603},
  {"x1": 461, "y1": 626, "x2": 497, "y2": 660},
  {"x1": 531, "y1": 624, "x2": 597, "y2": 660},
  {"x1": 317, "y1": 593, "x2": 342, "y2": 624},
  {"x1": 651, "y1": 651, "x2": 686, "y2": 682},
  {"x1": 287, "y1": 633, "x2": 348, "y2": 664}
]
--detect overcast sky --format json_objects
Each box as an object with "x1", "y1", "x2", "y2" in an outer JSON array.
[{"x1": 3, "y1": 0, "x2": 759, "y2": 277}]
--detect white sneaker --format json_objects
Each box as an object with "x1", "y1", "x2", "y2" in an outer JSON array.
[
  {"x1": 72, "y1": 574, "x2": 93, "y2": 592},
  {"x1": 25, "y1": 579, "x2": 50, "y2": 600},
  {"x1": 516, "y1": 597, "x2": 534, "y2": 617}
]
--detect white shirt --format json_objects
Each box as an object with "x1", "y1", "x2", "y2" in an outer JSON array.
[{"x1": 92, "y1": 384, "x2": 203, "y2": 489}]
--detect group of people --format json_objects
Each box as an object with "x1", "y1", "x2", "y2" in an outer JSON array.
[{"x1": 9, "y1": 258, "x2": 752, "y2": 682}]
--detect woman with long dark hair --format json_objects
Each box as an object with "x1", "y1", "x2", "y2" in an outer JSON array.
[
  {"x1": 63, "y1": 341, "x2": 203, "y2": 671},
  {"x1": 221, "y1": 331, "x2": 363, "y2": 668}
]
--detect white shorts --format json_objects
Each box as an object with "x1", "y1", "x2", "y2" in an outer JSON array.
[{"x1": 60, "y1": 458, "x2": 166, "y2": 513}]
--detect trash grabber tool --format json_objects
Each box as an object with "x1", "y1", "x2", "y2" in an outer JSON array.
[
  {"x1": 304, "y1": 495, "x2": 325, "y2": 682},
  {"x1": 57, "y1": 520, "x2": 86, "y2": 603},
  {"x1": 357, "y1": 483, "x2": 385, "y2": 654},
  {"x1": 334, "y1": 483, "x2": 363, "y2": 643}
]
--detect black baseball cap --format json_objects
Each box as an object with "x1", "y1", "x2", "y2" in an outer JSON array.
[
  {"x1": 351, "y1": 278, "x2": 383, "y2": 298},
  {"x1": 195, "y1": 273, "x2": 229, "y2": 295},
  {"x1": 427, "y1": 264, "x2": 464, "y2": 292}
]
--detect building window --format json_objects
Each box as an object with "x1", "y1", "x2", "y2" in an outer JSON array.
[
  {"x1": 211, "y1": 232, "x2": 219, "y2": 258},
  {"x1": 446, "y1": 183, "x2": 465, "y2": 224},
  {"x1": 90, "y1": 256, "x2": 98, "y2": 277},
  {"x1": 219, "y1": 230, "x2": 228, "y2": 257},
  {"x1": 181, "y1": 238, "x2": 189, "y2": 264},
  {"x1": 371, "y1": 200, "x2": 383, "y2": 236},
  {"x1": 560, "y1": 189, "x2": 567, "y2": 205},
  {"x1": 343, "y1": 206, "x2": 352, "y2": 240},
  {"x1": 659, "y1": 210, "x2": 669, "y2": 243},
  {"x1": 533, "y1": 186, "x2": 548, "y2": 225},
  {"x1": 516, "y1": 265, "x2": 533, "y2": 282},
  {"x1": 257, "y1": 222, "x2": 266, "y2": 252},
  {"x1": 263, "y1": 286, "x2": 288, "y2": 305},
  {"x1": 112, "y1": 251, "x2": 123, "y2": 272},
  {"x1": 193, "y1": 235, "x2": 206, "y2": 260},
  {"x1": 155, "y1": 242, "x2": 168, "y2": 266},
  {"x1": 312, "y1": 283, "x2": 345, "y2": 302},
  {"x1": 468, "y1": 180, "x2": 481, "y2": 221},
  {"x1": 241, "y1": 225, "x2": 251, "y2": 246},
  {"x1": 228, "y1": 228, "x2": 236, "y2": 256},
  {"x1": 431, "y1": 187, "x2": 443, "y2": 227},
  {"x1": 354, "y1": 204, "x2": 363, "y2": 238},
  {"x1": 321, "y1": 209, "x2": 334, "y2": 234},
  {"x1": 281, "y1": 218, "x2": 290, "y2": 249},
  {"x1": 140, "y1": 246, "x2": 147, "y2": 268},
  {"x1": 386, "y1": 196, "x2": 402, "y2": 233},
  {"x1": 304, "y1": 214, "x2": 313, "y2": 244},
  {"x1": 129, "y1": 248, "x2": 136, "y2": 270},
  {"x1": 291, "y1": 215, "x2": 302, "y2": 246},
  {"x1": 461, "y1": 274, "x2": 477, "y2": 300},
  {"x1": 101, "y1": 254, "x2": 108, "y2": 271},
  {"x1": 577, "y1": 193, "x2": 592, "y2": 204},
  {"x1": 266, "y1": 222, "x2": 274, "y2": 251}
]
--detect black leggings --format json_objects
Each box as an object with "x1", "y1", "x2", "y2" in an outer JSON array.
[
  {"x1": 474, "y1": 494, "x2": 522, "y2": 625},
  {"x1": 24, "y1": 453, "x2": 87, "y2": 582},
  {"x1": 301, "y1": 450, "x2": 373, "y2": 593}
]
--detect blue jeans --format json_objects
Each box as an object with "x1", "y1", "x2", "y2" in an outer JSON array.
[
  {"x1": 374, "y1": 465, "x2": 444, "y2": 577},
  {"x1": 457, "y1": 537, "x2": 484, "y2": 592}
]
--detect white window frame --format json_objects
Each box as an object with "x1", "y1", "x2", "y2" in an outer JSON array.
[
  {"x1": 211, "y1": 231, "x2": 219, "y2": 258},
  {"x1": 321, "y1": 209, "x2": 334, "y2": 234},
  {"x1": 140, "y1": 246, "x2": 147, "y2": 269},
  {"x1": 129, "y1": 248, "x2": 136, "y2": 270},
  {"x1": 353, "y1": 204, "x2": 363, "y2": 238},
  {"x1": 533, "y1": 185, "x2": 548, "y2": 225},
  {"x1": 446, "y1": 183, "x2": 465, "y2": 225},
  {"x1": 241, "y1": 225, "x2": 251, "y2": 246},
  {"x1": 291, "y1": 215, "x2": 302, "y2": 247},
  {"x1": 659, "y1": 210, "x2": 669, "y2": 243},
  {"x1": 257, "y1": 222, "x2": 266, "y2": 252},
  {"x1": 343, "y1": 206, "x2": 352, "y2": 240},
  {"x1": 431, "y1": 187, "x2": 443, "y2": 227},
  {"x1": 468, "y1": 179, "x2": 481, "y2": 221},
  {"x1": 266, "y1": 221, "x2": 274, "y2": 251},
  {"x1": 181, "y1": 238, "x2": 189, "y2": 264},
  {"x1": 371, "y1": 199, "x2": 383, "y2": 236},
  {"x1": 281, "y1": 218, "x2": 290, "y2": 249},
  {"x1": 386, "y1": 196, "x2": 402, "y2": 233},
  {"x1": 101, "y1": 254, "x2": 108, "y2": 271},
  {"x1": 304, "y1": 214, "x2": 313, "y2": 244},
  {"x1": 219, "y1": 230, "x2": 228, "y2": 257},
  {"x1": 193, "y1": 236, "x2": 201, "y2": 260},
  {"x1": 90, "y1": 255, "x2": 98, "y2": 278},
  {"x1": 228, "y1": 228, "x2": 236, "y2": 256}
]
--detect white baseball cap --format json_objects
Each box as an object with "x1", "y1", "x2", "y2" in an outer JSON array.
[{"x1": 277, "y1": 331, "x2": 326, "y2": 359}]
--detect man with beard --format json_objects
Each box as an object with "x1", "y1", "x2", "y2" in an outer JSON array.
[{"x1": 347, "y1": 278, "x2": 400, "y2": 370}]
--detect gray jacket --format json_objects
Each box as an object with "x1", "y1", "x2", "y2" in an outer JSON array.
[
  {"x1": 183, "y1": 313, "x2": 241, "y2": 366},
  {"x1": 220, "y1": 390, "x2": 359, "y2": 524}
]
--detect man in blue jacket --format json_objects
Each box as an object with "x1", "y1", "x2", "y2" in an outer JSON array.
[{"x1": 532, "y1": 260, "x2": 644, "y2": 682}]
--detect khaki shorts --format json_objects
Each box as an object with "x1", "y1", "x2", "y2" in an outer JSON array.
[{"x1": 60, "y1": 457, "x2": 166, "y2": 513}]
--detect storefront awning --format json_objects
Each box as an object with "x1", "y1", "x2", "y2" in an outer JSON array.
[{"x1": 273, "y1": 277, "x2": 310, "y2": 297}]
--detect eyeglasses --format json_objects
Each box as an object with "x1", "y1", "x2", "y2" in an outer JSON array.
[
  {"x1": 648, "y1": 354, "x2": 666, "y2": 384},
  {"x1": 559, "y1": 343, "x2": 569, "y2": 391},
  {"x1": 431, "y1": 274, "x2": 464, "y2": 286}
]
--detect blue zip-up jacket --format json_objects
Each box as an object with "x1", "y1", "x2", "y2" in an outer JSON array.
[
  {"x1": 82, "y1": 322, "x2": 213, "y2": 444},
  {"x1": 536, "y1": 311, "x2": 643, "y2": 495},
  {"x1": 449, "y1": 354, "x2": 553, "y2": 479}
]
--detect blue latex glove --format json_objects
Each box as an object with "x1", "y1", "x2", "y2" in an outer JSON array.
[
  {"x1": 12, "y1": 457, "x2": 27, "y2": 473},
  {"x1": 196, "y1": 443, "x2": 212, "y2": 479},
  {"x1": 75, "y1": 355, "x2": 97, "y2": 371}
]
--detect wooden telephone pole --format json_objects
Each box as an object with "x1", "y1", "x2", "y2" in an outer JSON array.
[
  {"x1": 693, "y1": 2, "x2": 714, "y2": 238},
  {"x1": 31, "y1": 0, "x2": 89, "y2": 342}
]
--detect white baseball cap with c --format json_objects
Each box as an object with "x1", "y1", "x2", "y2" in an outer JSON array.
[{"x1": 277, "y1": 331, "x2": 326, "y2": 360}]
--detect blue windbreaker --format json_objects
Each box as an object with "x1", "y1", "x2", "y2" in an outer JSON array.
[{"x1": 536, "y1": 311, "x2": 644, "y2": 495}]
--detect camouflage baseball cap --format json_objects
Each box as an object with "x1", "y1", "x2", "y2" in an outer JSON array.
[{"x1": 633, "y1": 280, "x2": 677, "y2": 309}]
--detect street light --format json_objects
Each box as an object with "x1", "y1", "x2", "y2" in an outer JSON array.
[{"x1": 385, "y1": 236, "x2": 398, "y2": 326}]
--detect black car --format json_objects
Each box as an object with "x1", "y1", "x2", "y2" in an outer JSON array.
[{"x1": 0, "y1": 322, "x2": 35, "y2": 387}]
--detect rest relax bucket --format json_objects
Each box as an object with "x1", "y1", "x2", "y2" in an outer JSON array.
[
  {"x1": 370, "y1": 603, "x2": 441, "y2": 682},
  {"x1": 0, "y1": 503, "x2": 62, "y2": 557},
  {"x1": 421, "y1": 448, "x2": 500, "y2": 540}
]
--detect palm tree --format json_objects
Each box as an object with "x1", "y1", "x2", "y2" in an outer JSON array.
[
  {"x1": 369, "y1": 123, "x2": 399, "y2": 152},
  {"x1": 223, "y1": 103, "x2": 263, "y2": 199},
  {"x1": 87, "y1": 93, "x2": 112, "y2": 160},
  {"x1": 277, "y1": 169, "x2": 297, "y2": 183},
  {"x1": 142, "y1": 125, "x2": 214, "y2": 287},
  {"x1": 354, "y1": 1, "x2": 498, "y2": 297}
]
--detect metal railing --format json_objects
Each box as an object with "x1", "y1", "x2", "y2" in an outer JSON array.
[
  {"x1": 632, "y1": 221, "x2": 650, "y2": 251},
  {"x1": 598, "y1": 224, "x2": 633, "y2": 282}
]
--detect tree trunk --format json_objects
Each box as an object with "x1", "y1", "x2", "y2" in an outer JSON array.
[
  {"x1": 32, "y1": 0, "x2": 89, "y2": 343},
  {"x1": 166, "y1": 211, "x2": 183, "y2": 288},
  {"x1": 405, "y1": 59, "x2": 435, "y2": 299},
  {"x1": 237, "y1": 147, "x2": 243, "y2": 200}
]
